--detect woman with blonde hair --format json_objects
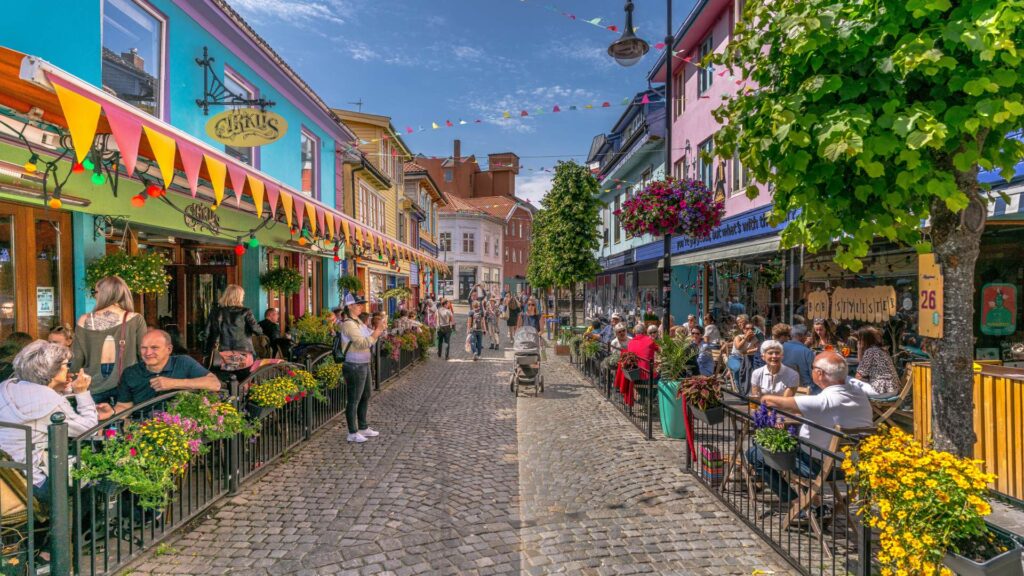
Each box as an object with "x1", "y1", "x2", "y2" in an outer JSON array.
[
  {"x1": 204, "y1": 284, "x2": 262, "y2": 373},
  {"x1": 71, "y1": 276, "x2": 146, "y2": 406}
]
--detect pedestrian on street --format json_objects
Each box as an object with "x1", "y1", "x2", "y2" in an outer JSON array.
[
  {"x1": 485, "y1": 299, "x2": 501, "y2": 350},
  {"x1": 71, "y1": 275, "x2": 147, "y2": 408},
  {"x1": 467, "y1": 301, "x2": 486, "y2": 360},
  {"x1": 337, "y1": 294, "x2": 385, "y2": 443},
  {"x1": 518, "y1": 298, "x2": 541, "y2": 331},
  {"x1": 436, "y1": 298, "x2": 455, "y2": 360},
  {"x1": 505, "y1": 293, "x2": 521, "y2": 339}
]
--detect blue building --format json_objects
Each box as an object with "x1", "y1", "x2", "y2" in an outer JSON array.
[{"x1": 0, "y1": 0, "x2": 441, "y2": 349}]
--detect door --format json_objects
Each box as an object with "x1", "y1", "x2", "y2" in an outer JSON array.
[
  {"x1": 459, "y1": 272, "x2": 474, "y2": 301},
  {"x1": 185, "y1": 267, "x2": 231, "y2": 354}
]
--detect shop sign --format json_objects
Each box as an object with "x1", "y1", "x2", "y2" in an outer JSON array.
[
  {"x1": 806, "y1": 289, "x2": 830, "y2": 320},
  {"x1": 918, "y1": 254, "x2": 944, "y2": 338},
  {"x1": 980, "y1": 283, "x2": 1017, "y2": 336},
  {"x1": 830, "y1": 286, "x2": 897, "y2": 322},
  {"x1": 206, "y1": 108, "x2": 288, "y2": 147},
  {"x1": 671, "y1": 204, "x2": 800, "y2": 255},
  {"x1": 184, "y1": 203, "x2": 221, "y2": 235},
  {"x1": 36, "y1": 287, "x2": 54, "y2": 317}
]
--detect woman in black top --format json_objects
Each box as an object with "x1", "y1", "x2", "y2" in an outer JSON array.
[{"x1": 205, "y1": 284, "x2": 262, "y2": 373}]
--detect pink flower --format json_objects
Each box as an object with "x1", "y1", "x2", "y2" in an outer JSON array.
[
  {"x1": 129, "y1": 447, "x2": 137, "y2": 457},
  {"x1": 104, "y1": 429, "x2": 117, "y2": 439}
]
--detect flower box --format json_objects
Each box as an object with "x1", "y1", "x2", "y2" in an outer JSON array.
[
  {"x1": 689, "y1": 403, "x2": 725, "y2": 426},
  {"x1": 246, "y1": 403, "x2": 276, "y2": 420},
  {"x1": 944, "y1": 523, "x2": 1023, "y2": 576},
  {"x1": 758, "y1": 446, "x2": 797, "y2": 472}
]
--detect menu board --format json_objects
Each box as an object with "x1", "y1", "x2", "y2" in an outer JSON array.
[{"x1": 918, "y1": 254, "x2": 944, "y2": 338}]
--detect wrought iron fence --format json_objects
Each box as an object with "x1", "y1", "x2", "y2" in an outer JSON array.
[
  {"x1": 567, "y1": 343, "x2": 656, "y2": 439},
  {"x1": 0, "y1": 344, "x2": 428, "y2": 576},
  {"x1": 684, "y1": 389, "x2": 874, "y2": 576}
]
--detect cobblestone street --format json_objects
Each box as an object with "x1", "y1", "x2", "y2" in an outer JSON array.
[{"x1": 130, "y1": 336, "x2": 794, "y2": 575}]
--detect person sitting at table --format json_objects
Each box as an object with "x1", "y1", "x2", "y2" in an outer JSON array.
[
  {"x1": 749, "y1": 352, "x2": 873, "y2": 503},
  {"x1": 258, "y1": 308, "x2": 292, "y2": 359},
  {"x1": 703, "y1": 313, "x2": 722, "y2": 345},
  {"x1": 808, "y1": 318, "x2": 837, "y2": 350},
  {"x1": 728, "y1": 319, "x2": 762, "y2": 395},
  {"x1": 98, "y1": 329, "x2": 221, "y2": 419},
  {"x1": 610, "y1": 323, "x2": 631, "y2": 352},
  {"x1": 614, "y1": 322, "x2": 658, "y2": 406},
  {"x1": 853, "y1": 325, "x2": 901, "y2": 396},
  {"x1": 772, "y1": 323, "x2": 816, "y2": 392},
  {"x1": 750, "y1": 340, "x2": 799, "y2": 397},
  {"x1": 687, "y1": 327, "x2": 715, "y2": 377}
]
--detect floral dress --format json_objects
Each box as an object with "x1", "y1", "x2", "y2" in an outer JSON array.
[{"x1": 857, "y1": 346, "x2": 900, "y2": 396}]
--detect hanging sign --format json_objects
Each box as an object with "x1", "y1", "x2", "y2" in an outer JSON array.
[
  {"x1": 806, "y1": 289, "x2": 830, "y2": 320},
  {"x1": 980, "y1": 283, "x2": 1017, "y2": 336},
  {"x1": 206, "y1": 108, "x2": 288, "y2": 147},
  {"x1": 918, "y1": 254, "x2": 944, "y2": 338},
  {"x1": 830, "y1": 286, "x2": 897, "y2": 322}
]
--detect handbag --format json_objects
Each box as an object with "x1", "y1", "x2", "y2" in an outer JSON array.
[{"x1": 464, "y1": 333, "x2": 472, "y2": 353}]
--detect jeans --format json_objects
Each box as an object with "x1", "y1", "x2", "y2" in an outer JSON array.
[
  {"x1": 471, "y1": 331, "x2": 484, "y2": 356},
  {"x1": 437, "y1": 327, "x2": 452, "y2": 358},
  {"x1": 747, "y1": 446, "x2": 839, "y2": 502},
  {"x1": 343, "y1": 362, "x2": 372, "y2": 434}
]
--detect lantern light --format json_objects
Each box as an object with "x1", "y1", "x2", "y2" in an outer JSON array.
[
  {"x1": 248, "y1": 236, "x2": 259, "y2": 248},
  {"x1": 71, "y1": 162, "x2": 85, "y2": 174},
  {"x1": 47, "y1": 197, "x2": 62, "y2": 209},
  {"x1": 297, "y1": 236, "x2": 308, "y2": 247},
  {"x1": 333, "y1": 254, "x2": 341, "y2": 262},
  {"x1": 23, "y1": 154, "x2": 39, "y2": 173},
  {"x1": 146, "y1": 184, "x2": 163, "y2": 198},
  {"x1": 81, "y1": 158, "x2": 95, "y2": 172},
  {"x1": 131, "y1": 194, "x2": 146, "y2": 208},
  {"x1": 234, "y1": 244, "x2": 246, "y2": 256},
  {"x1": 91, "y1": 171, "x2": 106, "y2": 186}
]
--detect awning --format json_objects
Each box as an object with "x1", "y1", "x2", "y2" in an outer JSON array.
[
  {"x1": 988, "y1": 180, "x2": 1024, "y2": 220},
  {"x1": 0, "y1": 47, "x2": 450, "y2": 275},
  {"x1": 671, "y1": 235, "x2": 780, "y2": 266}
]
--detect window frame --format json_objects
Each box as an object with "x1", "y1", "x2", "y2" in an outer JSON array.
[
  {"x1": 100, "y1": 0, "x2": 168, "y2": 120},
  {"x1": 672, "y1": 70, "x2": 684, "y2": 119},
  {"x1": 698, "y1": 138, "x2": 714, "y2": 189},
  {"x1": 439, "y1": 231, "x2": 452, "y2": 252},
  {"x1": 698, "y1": 35, "x2": 714, "y2": 96},
  {"x1": 731, "y1": 149, "x2": 748, "y2": 196},
  {"x1": 300, "y1": 127, "x2": 320, "y2": 199},
  {"x1": 222, "y1": 66, "x2": 259, "y2": 168},
  {"x1": 462, "y1": 232, "x2": 475, "y2": 254}
]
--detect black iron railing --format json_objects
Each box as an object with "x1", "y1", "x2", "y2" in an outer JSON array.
[
  {"x1": 684, "y1": 389, "x2": 874, "y2": 576},
  {"x1": 567, "y1": 343, "x2": 656, "y2": 440}
]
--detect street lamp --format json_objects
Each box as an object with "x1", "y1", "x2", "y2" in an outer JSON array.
[{"x1": 610, "y1": 0, "x2": 675, "y2": 331}]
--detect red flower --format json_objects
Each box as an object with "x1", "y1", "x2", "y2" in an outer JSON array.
[
  {"x1": 104, "y1": 429, "x2": 117, "y2": 439},
  {"x1": 285, "y1": 396, "x2": 293, "y2": 402},
  {"x1": 300, "y1": 391, "x2": 307, "y2": 398},
  {"x1": 130, "y1": 447, "x2": 137, "y2": 457},
  {"x1": 287, "y1": 370, "x2": 296, "y2": 377}
]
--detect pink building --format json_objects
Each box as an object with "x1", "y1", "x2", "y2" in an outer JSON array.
[{"x1": 650, "y1": 0, "x2": 769, "y2": 217}]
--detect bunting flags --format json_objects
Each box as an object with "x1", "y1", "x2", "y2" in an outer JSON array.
[
  {"x1": 266, "y1": 183, "x2": 280, "y2": 218},
  {"x1": 204, "y1": 155, "x2": 226, "y2": 206},
  {"x1": 143, "y1": 126, "x2": 177, "y2": 189},
  {"x1": 227, "y1": 163, "x2": 248, "y2": 206},
  {"x1": 293, "y1": 195, "x2": 306, "y2": 231},
  {"x1": 178, "y1": 141, "x2": 204, "y2": 197},
  {"x1": 51, "y1": 81, "x2": 101, "y2": 163},
  {"x1": 247, "y1": 175, "x2": 265, "y2": 218},
  {"x1": 104, "y1": 105, "x2": 143, "y2": 176},
  {"x1": 280, "y1": 191, "x2": 294, "y2": 228}
]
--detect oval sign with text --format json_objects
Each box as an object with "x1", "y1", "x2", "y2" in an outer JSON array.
[{"x1": 206, "y1": 108, "x2": 288, "y2": 147}]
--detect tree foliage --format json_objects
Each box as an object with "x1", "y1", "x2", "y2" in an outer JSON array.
[
  {"x1": 534, "y1": 161, "x2": 604, "y2": 287},
  {"x1": 526, "y1": 208, "x2": 555, "y2": 290},
  {"x1": 714, "y1": 0, "x2": 1024, "y2": 269}
]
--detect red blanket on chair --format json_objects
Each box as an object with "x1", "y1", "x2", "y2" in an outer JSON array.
[{"x1": 613, "y1": 334, "x2": 658, "y2": 406}]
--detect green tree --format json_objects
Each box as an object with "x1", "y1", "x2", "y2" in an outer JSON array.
[
  {"x1": 714, "y1": 0, "x2": 1024, "y2": 455},
  {"x1": 526, "y1": 208, "x2": 556, "y2": 310},
  {"x1": 536, "y1": 161, "x2": 603, "y2": 327}
]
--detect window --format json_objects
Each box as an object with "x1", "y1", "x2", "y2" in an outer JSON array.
[
  {"x1": 518, "y1": 222, "x2": 522, "y2": 238},
  {"x1": 518, "y1": 249, "x2": 522, "y2": 263},
  {"x1": 512, "y1": 250, "x2": 517, "y2": 264},
  {"x1": 674, "y1": 158, "x2": 685, "y2": 180},
  {"x1": 357, "y1": 184, "x2": 386, "y2": 231},
  {"x1": 698, "y1": 35, "x2": 714, "y2": 95},
  {"x1": 300, "y1": 130, "x2": 319, "y2": 197},
  {"x1": 494, "y1": 239, "x2": 500, "y2": 256},
  {"x1": 439, "y1": 232, "x2": 452, "y2": 252},
  {"x1": 462, "y1": 232, "x2": 475, "y2": 253},
  {"x1": 444, "y1": 169, "x2": 453, "y2": 182},
  {"x1": 484, "y1": 238, "x2": 490, "y2": 257},
  {"x1": 698, "y1": 138, "x2": 714, "y2": 189},
  {"x1": 101, "y1": 0, "x2": 165, "y2": 117},
  {"x1": 505, "y1": 248, "x2": 509, "y2": 262},
  {"x1": 732, "y1": 150, "x2": 749, "y2": 196},
  {"x1": 613, "y1": 196, "x2": 621, "y2": 243},
  {"x1": 672, "y1": 71, "x2": 684, "y2": 119},
  {"x1": 641, "y1": 167, "x2": 652, "y2": 187},
  {"x1": 222, "y1": 70, "x2": 255, "y2": 166},
  {"x1": 398, "y1": 213, "x2": 407, "y2": 244}
]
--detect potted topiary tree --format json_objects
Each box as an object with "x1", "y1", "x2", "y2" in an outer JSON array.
[{"x1": 678, "y1": 375, "x2": 724, "y2": 426}]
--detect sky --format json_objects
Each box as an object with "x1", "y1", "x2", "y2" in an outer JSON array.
[{"x1": 228, "y1": 0, "x2": 694, "y2": 204}]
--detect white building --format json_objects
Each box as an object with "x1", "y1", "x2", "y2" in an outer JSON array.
[{"x1": 439, "y1": 196, "x2": 505, "y2": 301}]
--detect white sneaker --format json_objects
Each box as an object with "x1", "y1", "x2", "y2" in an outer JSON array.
[
  {"x1": 358, "y1": 428, "x2": 379, "y2": 437},
  {"x1": 347, "y1": 432, "x2": 367, "y2": 443}
]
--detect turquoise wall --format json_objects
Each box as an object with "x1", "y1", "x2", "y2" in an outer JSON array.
[{"x1": 671, "y1": 265, "x2": 701, "y2": 327}]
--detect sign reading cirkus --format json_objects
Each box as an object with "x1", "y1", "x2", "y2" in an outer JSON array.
[{"x1": 206, "y1": 108, "x2": 288, "y2": 147}]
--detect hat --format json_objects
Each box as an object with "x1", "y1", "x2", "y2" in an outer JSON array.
[
  {"x1": 343, "y1": 293, "x2": 367, "y2": 308},
  {"x1": 611, "y1": 312, "x2": 622, "y2": 319}
]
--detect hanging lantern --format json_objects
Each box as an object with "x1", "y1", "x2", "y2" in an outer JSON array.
[
  {"x1": 248, "y1": 236, "x2": 259, "y2": 248},
  {"x1": 91, "y1": 171, "x2": 106, "y2": 185},
  {"x1": 47, "y1": 197, "x2": 62, "y2": 209},
  {"x1": 297, "y1": 236, "x2": 308, "y2": 247},
  {"x1": 131, "y1": 194, "x2": 146, "y2": 208},
  {"x1": 81, "y1": 158, "x2": 95, "y2": 171},
  {"x1": 333, "y1": 254, "x2": 341, "y2": 262},
  {"x1": 234, "y1": 244, "x2": 246, "y2": 256},
  {"x1": 146, "y1": 184, "x2": 163, "y2": 198}
]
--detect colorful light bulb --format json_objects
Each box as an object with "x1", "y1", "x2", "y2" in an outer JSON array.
[
  {"x1": 131, "y1": 195, "x2": 146, "y2": 208},
  {"x1": 248, "y1": 237, "x2": 259, "y2": 248},
  {"x1": 91, "y1": 171, "x2": 106, "y2": 185},
  {"x1": 24, "y1": 154, "x2": 39, "y2": 173},
  {"x1": 81, "y1": 158, "x2": 95, "y2": 171},
  {"x1": 333, "y1": 254, "x2": 341, "y2": 262},
  {"x1": 145, "y1": 184, "x2": 163, "y2": 198},
  {"x1": 47, "y1": 198, "x2": 62, "y2": 209},
  {"x1": 297, "y1": 237, "x2": 308, "y2": 246},
  {"x1": 71, "y1": 162, "x2": 85, "y2": 174},
  {"x1": 234, "y1": 244, "x2": 246, "y2": 256}
]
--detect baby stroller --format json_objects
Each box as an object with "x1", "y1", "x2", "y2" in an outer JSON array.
[{"x1": 510, "y1": 326, "x2": 544, "y2": 396}]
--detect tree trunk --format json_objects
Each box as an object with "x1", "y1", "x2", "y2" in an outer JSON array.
[
  {"x1": 570, "y1": 282, "x2": 578, "y2": 329},
  {"x1": 929, "y1": 165, "x2": 985, "y2": 457}
]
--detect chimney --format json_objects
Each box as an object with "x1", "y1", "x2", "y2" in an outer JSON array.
[{"x1": 453, "y1": 139, "x2": 461, "y2": 166}]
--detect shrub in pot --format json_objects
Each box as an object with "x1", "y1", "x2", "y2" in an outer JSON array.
[
  {"x1": 579, "y1": 337, "x2": 602, "y2": 361},
  {"x1": 678, "y1": 375, "x2": 724, "y2": 426},
  {"x1": 752, "y1": 404, "x2": 798, "y2": 472},
  {"x1": 554, "y1": 327, "x2": 572, "y2": 356}
]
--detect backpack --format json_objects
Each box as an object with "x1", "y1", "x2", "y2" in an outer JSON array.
[{"x1": 332, "y1": 318, "x2": 357, "y2": 362}]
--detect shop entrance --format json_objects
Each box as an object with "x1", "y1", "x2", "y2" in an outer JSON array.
[{"x1": 184, "y1": 266, "x2": 232, "y2": 353}]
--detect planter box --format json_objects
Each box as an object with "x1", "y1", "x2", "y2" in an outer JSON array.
[
  {"x1": 623, "y1": 367, "x2": 642, "y2": 382},
  {"x1": 758, "y1": 447, "x2": 797, "y2": 473},
  {"x1": 658, "y1": 380, "x2": 686, "y2": 439},
  {"x1": 554, "y1": 344, "x2": 570, "y2": 356},
  {"x1": 246, "y1": 403, "x2": 276, "y2": 419},
  {"x1": 689, "y1": 404, "x2": 725, "y2": 426},
  {"x1": 945, "y1": 528, "x2": 1023, "y2": 576}
]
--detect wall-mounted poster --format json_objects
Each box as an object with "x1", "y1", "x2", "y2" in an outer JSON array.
[{"x1": 980, "y1": 283, "x2": 1017, "y2": 336}]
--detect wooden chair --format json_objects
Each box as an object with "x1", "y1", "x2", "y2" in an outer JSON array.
[
  {"x1": 1, "y1": 458, "x2": 48, "y2": 567},
  {"x1": 781, "y1": 426, "x2": 876, "y2": 558},
  {"x1": 870, "y1": 371, "x2": 914, "y2": 426}
]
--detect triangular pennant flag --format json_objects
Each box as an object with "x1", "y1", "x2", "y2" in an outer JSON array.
[
  {"x1": 445, "y1": 120, "x2": 453, "y2": 127},
  {"x1": 177, "y1": 141, "x2": 204, "y2": 197},
  {"x1": 103, "y1": 105, "x2": 142, "y2": 175},
  {"x1": 303, "y1": 200, "x2": 315, "y2": 234},
  {"x1": 459, "y1": 119, "x2": 467, "y2": 125},
  {"x1": 342, "y1": 219, "x2": 351, "y2": 243},
  {"x1": 227, "y1": 163, "x2": 247, "y2": 206},
  {"x1": 432, "y1": 122, "x2": 440, "y2": 129},
  {"x1": 355, "y1": 226, "x2": 363, "y2": 244},
  {"x1": 602, "y1": 101, "x2": 611, "y2": 107},
  {"x1": 641, "y1": 94, "x2": 651, "y2": 104},
  {"x1": 621, "y1": 97, "x2": 631, "y2": 105},
  {"x1": 143, "y1": 126, "x2": 177, "y2": 188},
  {"x1": 405, "y1": 126, "x2": 414, "y2": 134},
  {"x1": 247, "y1": 175, "x2": 265, "y2": 218},
  {"x1": 503, "y1": 111, "x2": 511, "y2": 119},
  {"x1": 655, "y1": 42, "x2": 666, "y2": 50},
  {"x1": 552, "y1": 105, "x2": 561, "y2": 112},
  {"x1": 293, "y1": 195, "x2": 306, "y2": 232},
  {"x1": 326, "y1": 212, "x2": 336, "y2": 239},
  {"x1": 569, "y1": 105, "x2": 577, "y2": 111},
  {"x1": 607, "y1": 25, "x2": 618, "y2": 32},
  {"x1": 280, "y1": 191, "x2": 294, "y2": 228},
  {"x1": 584, "y1": 104, "x2": 593, "y2": 109},
  {"x1": 266, "y1": 183, "x2": 280, "y2": 218},
  {"x1": 587, "y1": 17, "x2": 601, "y2": 25},
  {"x1": 717, "y1": 68, "x2": 728, "y2": 77},
  {"x1": 204, "y1": 155, "x2": 226, "y2": 205},
  {"x1": 360, "y1": 139, "x2": 369, "y2": 145},
  {"x1": 51, "y1": 82, "x2": 101, "y2": 163},
  {"x1": 520, "y1": 110, "x2": 529, "y2": 116}
]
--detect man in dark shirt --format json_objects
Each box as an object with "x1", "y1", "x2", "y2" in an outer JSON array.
[
  {"x1": 98, "y1": 329, "x2": 221, "y2": 419},
  {"x1": 258, "y1": 307, "x2": 291, "y2": 359}
]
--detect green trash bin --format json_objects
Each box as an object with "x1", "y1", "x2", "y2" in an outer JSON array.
[{"x1": 658, "y1": 379, "x2": 687, "y2": 439}]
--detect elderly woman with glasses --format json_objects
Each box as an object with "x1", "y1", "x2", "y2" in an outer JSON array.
[
  {"x1": 0, "y1": 340, "x2": 97, "y2": 503},
  {"x1": 749, "y1": 340, "x2": 799, "y2": 397}
]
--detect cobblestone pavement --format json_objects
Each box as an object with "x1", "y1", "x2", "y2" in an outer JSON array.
[{"x1": 128, "y1": 330, "x2": 794, "y2": 575}]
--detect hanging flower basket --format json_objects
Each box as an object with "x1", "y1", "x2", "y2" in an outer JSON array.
[
  {"x1": 615, "y1": 179, "x2": 725, "y2": 239},
  {"x1": 260, "y1": 267, "x2": 303, "y2": 294},
  {"x1": 85, "y1": 251, "x2": 171, "y2": 294}
]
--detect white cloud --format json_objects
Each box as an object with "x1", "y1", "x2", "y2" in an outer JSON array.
[
  {"x1": 452, "y1": 45, "x2": 485, "y2": 62},
  {"x1": 516, "y1": 171, "x2": 554, "y2": 204},
  {"x1": 229, "y1": 0, "x2": 349, "y2": 26},
  {"x1": 547, "y1": 38, "x2": 617, "y2": 71}
]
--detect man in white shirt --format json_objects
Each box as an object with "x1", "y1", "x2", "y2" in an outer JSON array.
[{"x1": 750, "y1": 351, "x2": 873, "y2": 503}]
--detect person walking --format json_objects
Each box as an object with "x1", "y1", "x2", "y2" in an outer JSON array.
[
  {"x1": 204, "y1": 285, "x2": 262, "y2": 376},
  {"x1": 337, "y1": 294, "x2": 385, "y2": 443},
  {"x1": 467, "y1": 301, "x2": 486, "y2": 360},
  {"x1": 485, "y1": 299, "x2": 501, "y2": 350},
  {"x1": 518, "y1": 298, "x2": 542, "y2": 331},
  {"x1": 505, "y1": 293, "x2": 521, "y2": 339},
  {"x1": 436, "y1": 298, "x2": 455, "y2": 360},
  {"x1": 71, "y1": 276, "x2": 146, "y2": 407}
]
